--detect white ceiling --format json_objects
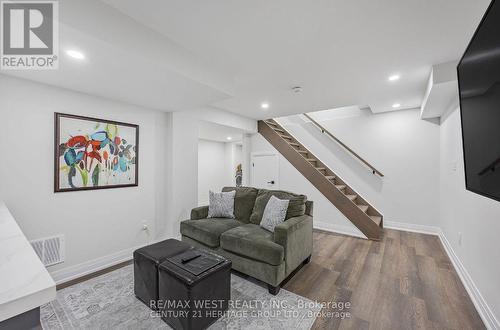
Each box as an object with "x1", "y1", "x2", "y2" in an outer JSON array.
[
  {"x1": 102, "y1": 0, "x2": 489, "y2": 118},
  {"x1": 2, "y1": 0, "x2": 232, "y2": 112},
  {"x1": 198, "y1": 121, "x2": 244, "y2": 143},
  {"x1": 4, "y1": 0, "x2": 491, "y2": 119}
]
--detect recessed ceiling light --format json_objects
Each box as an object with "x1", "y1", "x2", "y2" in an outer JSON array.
[
  {"x1": 261, "y1": 102, "x2": 270, "y2": 109},
  {"x1": 66, "y1": 50, "x2": 85, "y2": 60},
  {"x1": 388, "y1": 74, "x2": 400, "y2": 81},
  {"x1": 226, "y1": 136, "x2": 232, "y2": 140},
  {"x1": 392, "y1": 103, "x2": 401, "y2": 108}
]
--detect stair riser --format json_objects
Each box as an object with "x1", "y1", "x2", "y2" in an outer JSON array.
[{"x1": 342, "y1": 187, "x2": 382, "y2": 218}]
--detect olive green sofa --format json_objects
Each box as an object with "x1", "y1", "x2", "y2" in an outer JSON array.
[{"x1": 180, "y1": 187, "x2": 313, "y2": 295}]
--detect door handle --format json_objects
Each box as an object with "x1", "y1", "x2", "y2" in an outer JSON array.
[{"x1": 267, "y1": 181, "x2": 275, "y2": 184}]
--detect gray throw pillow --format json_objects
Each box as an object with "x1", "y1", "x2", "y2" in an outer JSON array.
[
  {"x1": 249, "y1": 189, "x2": 307, "y2": 225},
  {"x1": 260, "y1": 196, "x2": 290, "y2": 232},
  {"x1": 208, "y1": 190, "x2": 236, "y2": 218}
]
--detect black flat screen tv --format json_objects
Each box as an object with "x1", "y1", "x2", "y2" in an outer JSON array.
[{"x1": 458, "y1": 0, "x2": 500, "y2": 202}]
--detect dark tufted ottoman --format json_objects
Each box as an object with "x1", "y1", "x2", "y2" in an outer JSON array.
[
  {"x1": 158, "y1": 248, "x2": 232, "y2": 330},
  {"x1": 133, "y1": 239, "x2": 191, "y2": 309}
]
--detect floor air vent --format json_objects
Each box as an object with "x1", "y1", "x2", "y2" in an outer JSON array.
[{"x1": 30, "y1": 235, "x2": 65, "y2": 267}]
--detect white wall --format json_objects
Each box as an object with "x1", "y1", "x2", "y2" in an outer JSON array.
[
  {"x1": 167, "y1": 112, "x2": 199, "y2": 238},
  {"x1": 439, "y1": 107, "x2": 500, "y2": 326},
  {"x1": 197, "y1": 140, "x2": 243, "y2": 205},
  {"x1": 188, "y1": 106, "x2": 257, "y2": 133},
  {"x1": 241, "y1": 134, "x2": 252, "y2": 186},
  {"x1": 0, "y1": 75, "x2": 259, "y2": 283},
  {"x1": 198, "y1": 140, "x2": 228, "y2": 205},
  {"x1": 0, "y1": 75, "x2": 198, "y2": 280},
  {"x1": 283, "y1": 109, "x2": 441, "y2": 228},
  {"x1": 251, "y1": 109, "x2": 441, "y2": 235}
]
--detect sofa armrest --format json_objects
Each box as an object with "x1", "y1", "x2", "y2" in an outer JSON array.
[
  {"x1": 190, "y1": 206, "x2": 209, "y2": 220},
  {"x1": 274, "y1": 214, "x2": 313, "y2": 274}
]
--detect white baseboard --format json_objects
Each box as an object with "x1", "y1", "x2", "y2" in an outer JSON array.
[
  {"x1": 49, "y1": 241, "x2": 158, "y2": 285},
  {"x1": 315, "y1": 220, "x2": 441, "y2": 239},
  {"x1": 384, "y1": 220, "x2": 441, "y2": 236},
  {"x1": 313, "y1": 221, "x2": 367, "y2": 239},
  {"x1": 438, "y1": 230, "x2": 499, "y2": 330}
]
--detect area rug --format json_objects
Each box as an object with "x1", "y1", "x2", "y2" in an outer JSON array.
[{"x1": 41, "y1": 264, "x2": 320, "y2": 329}]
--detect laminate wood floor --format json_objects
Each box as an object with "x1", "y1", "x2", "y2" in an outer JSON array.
[{"x1": 283, "y1": 229, "x2": 485, "y2": 330}]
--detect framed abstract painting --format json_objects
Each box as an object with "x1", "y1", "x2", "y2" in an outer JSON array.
[{"x1": 54, "y1": 113, "x2": 139, "y2": 192}]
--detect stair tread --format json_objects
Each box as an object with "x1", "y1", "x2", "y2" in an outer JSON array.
[
  {"x1": 370, "y1": 215, "x2": 382, "y2": 226},
  {"x1": 297, "y1": 150, "x2": 308, "y2": 154},
  {"x1": 274, "y1": 128, "x2": 285, "y2": 133},
  {"x1": 357, "y1": 205, "x2": 369, "y2": 212},
  {"x1": 335, "y1": 185, "x2": 346, "y2": 190},
  {"x1": 289, "y1": 142, "x2": 300, "y2": 147},
  {"x1": 346, "y1": 194, "x2": 357, "y2": 201},
  {"x1": 316, "y1": 167, "x2": 326, "y2": 171},
  {"x1": 305, "y1": 158, "x2": 317, "y2": 162},
  {"x1": 265, "y1": 121, "x2": 278, "y2": 126},
  {"x1": 325, "y1": 175, "x2": 335, "y2": 180},
  {"x1": 279, "y1": 134, "x2": 292, "y2": 140}
]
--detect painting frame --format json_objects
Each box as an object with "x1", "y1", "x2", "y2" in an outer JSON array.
[{"x1": 54, "y1": 112, "x2": 139, "y2": 193}]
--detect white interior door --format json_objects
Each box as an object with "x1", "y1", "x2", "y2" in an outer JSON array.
[{"x1": 251, "y1": 153, "x2": 279, "y2": 189}]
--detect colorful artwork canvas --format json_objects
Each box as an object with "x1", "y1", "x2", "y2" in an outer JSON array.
[{"x1": 54, "y1": 113, "x2": 139, "y2": 192}]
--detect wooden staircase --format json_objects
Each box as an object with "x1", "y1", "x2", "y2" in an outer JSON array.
[{"x1": 258, "y1": 119, "x2": 383, "y2": 240}]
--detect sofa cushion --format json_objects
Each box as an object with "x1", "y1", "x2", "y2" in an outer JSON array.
[
  {"x1": 180, "y1": 218, "x2": 243, "y2": 248},
  {"x1": 222, "y1": 187, "x2": 258, "y2": 223},
  {"x1": 208, "y1": 190, "x2": 235, "y2": 218},
  {"x1": 220, "y1": 224, "x2": 284, "y2": 266},
  {"x1": 260, "y1": 196, "x2": 289, "y2": 232},
  {"x1": 249, "y1": 189, "x2": 307, "y2": 225}
]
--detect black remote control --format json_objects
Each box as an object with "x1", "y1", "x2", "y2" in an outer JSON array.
[{"x1": 181, "y1": 252, "x2": 201, "y2": 263}]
